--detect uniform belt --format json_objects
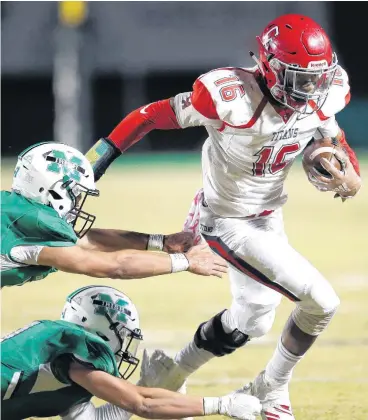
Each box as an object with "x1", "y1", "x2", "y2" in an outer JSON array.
[
  {"x1": 245, "y1": 209, "x2": 274, "y2": 219},
  {"x1": 202, "y1": 197, "x2": 274, "y2": 219}
]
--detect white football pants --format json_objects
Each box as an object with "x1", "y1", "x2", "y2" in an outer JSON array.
[{"x1": 183, "y1": 189, "x2": 340, "y2": 338}]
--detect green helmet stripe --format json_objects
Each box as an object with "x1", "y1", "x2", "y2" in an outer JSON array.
[
  {"x1": 67, "y1": 285, "x2": 98, "y2": 302},
  {"x1": 18, "y1": 142, "x2": 55, "y2": 158},
  {"x1": 67, "y1": 285, "x2": 125, "y2": 302}
]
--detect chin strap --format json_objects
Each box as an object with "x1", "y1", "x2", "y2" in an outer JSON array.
[{"x1": 249, "y1": 51, "x2": 263, "y2": 73}]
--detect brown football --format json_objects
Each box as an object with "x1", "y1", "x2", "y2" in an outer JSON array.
[{"x1": 302, "y1": 137, "x2": 346, "y2": 179}]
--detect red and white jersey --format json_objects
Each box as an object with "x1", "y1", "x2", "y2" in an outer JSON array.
[{"x1": 173, "y1": 66, "x2": 351, "y2": 217}]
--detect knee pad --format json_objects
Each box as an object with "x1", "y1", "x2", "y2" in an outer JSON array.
[
  {"x1": 194, "y1": 310, "x2": 249, "y2": 357},
  {"x1": 292, "y1": 305, "x2": 338, "y2": 336}
]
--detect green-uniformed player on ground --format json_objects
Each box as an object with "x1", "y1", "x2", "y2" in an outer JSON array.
[
  {"x1": 1, "y1": 284, "x2": 261, "y2": 420},
  {"x1": 1, "y1": 142, "x2": 227, "y2": 288}
]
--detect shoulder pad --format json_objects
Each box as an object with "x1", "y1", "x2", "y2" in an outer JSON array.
[
  {"x1": 319, "y1": 66, "x2": 351, "y2": 117},
  {"x1": 35, "y1": 209, "x2": 77, "y2": 245},
  {"x1": 196, "y1": 67, "x2": 263, "y2": 127},
  {"x1": 2, "y1": 193, "x2": 77, "y2": 249},
  {"x1": 51, "y1": 321, "x2": 119, "y2": 383}
]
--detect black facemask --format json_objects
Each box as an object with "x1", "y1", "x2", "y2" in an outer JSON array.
[
  {"x1": 61, "y1": 177, "x2": 99, "y2": 238},
  {"x1": 105, "y1": 312, "x2": 143, "y2": 380}
]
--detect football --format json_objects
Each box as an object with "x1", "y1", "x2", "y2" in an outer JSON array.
[{"x1": 302, "y1": 137, "x2": 346, "y2": 179}]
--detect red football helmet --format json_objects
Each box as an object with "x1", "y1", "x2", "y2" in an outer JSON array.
[{"x1": 254, "y1": 14, "x2": 338, "y2": 114}]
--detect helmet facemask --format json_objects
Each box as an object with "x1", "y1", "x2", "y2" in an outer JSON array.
[
  {"x1": 269, "y1": 56, "x2": 338, "y2": 115},
  {"x1": 58, "y1": 176, "x2": 99, "y2": 238},
  {"x1": 103, "y1": 311, "x2": 143, "y2": 380}
]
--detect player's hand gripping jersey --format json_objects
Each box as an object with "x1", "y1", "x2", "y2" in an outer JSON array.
[
  {"x1": 1, "y1": 320, "x2": 119, "y2": 419},
  {"x1": 173, "y1": 66, "x2": 353, "y2": 217},
  {"x1": 1, "y1": 191, "x2": 77, "y2": 287}
]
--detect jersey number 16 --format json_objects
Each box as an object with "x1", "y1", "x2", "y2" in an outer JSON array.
[{"x1": 253, "y1": 143, "x2": 301, "y2": 176}]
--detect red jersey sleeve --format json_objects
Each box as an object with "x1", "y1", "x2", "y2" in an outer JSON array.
[
  {"x1": 339, "y1": 129, "x2": 360, "y2": 176},
  {"x1": 108, "y1": 99, "x2": 181, "y2": 152}
]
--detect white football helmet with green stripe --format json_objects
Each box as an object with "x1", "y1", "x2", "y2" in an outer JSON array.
[
  {"x1": 61, "y1": 285, "x2": 143, "y2": 379},
  {"x1": 12, "y1": 142, "x2": 99, "y2": 237}
]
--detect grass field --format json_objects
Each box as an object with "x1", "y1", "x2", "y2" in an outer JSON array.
[{"x1": 1, "y1": 154, "x2": 368, "y2": 420}]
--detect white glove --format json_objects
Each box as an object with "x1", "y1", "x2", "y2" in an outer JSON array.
[
  {"x1": 137, "y1": 349, "x2": 189, "y2": 390},
  {"x1": 203, "y1": 388, "x2": 261, "y2": 420}
]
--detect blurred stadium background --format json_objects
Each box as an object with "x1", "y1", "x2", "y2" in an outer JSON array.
[{"x1": 1, "y1": 2, "x2": 367, "y2": 419}]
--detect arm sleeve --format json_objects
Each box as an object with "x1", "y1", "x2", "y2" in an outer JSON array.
[
  {"x1": 86, "y1": 77, "x2": 222, "y2": 182},
  {"x1": 337, "y1": 129, "x2": 360, "y2": 176},
  {"x1": 61, "y1": 401, "x2": 132, "y2": 420},
  {"x1": 108, "y1": 99, "x2": 181, "y2": 152},
  {"x1": 86, "y1": 99, "x2": 183, "y2": 181}
]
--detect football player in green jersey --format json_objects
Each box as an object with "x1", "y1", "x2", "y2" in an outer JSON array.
[
  {"x1": 1, "y1": 142, "x2": 227, "y2": 287},
  {"x1": 1, "y1": 285, "x2": 261, "y2": 420}
]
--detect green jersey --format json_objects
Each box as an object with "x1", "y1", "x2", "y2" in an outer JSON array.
[
  {"x1": 1, "y1": 191, "x2": 77, "y2": 287},
  {"x1": 1, "y1": 320, "x2": 119, "y2": 419}
]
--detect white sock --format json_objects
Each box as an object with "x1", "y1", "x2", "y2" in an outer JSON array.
[
  {"x1": 175, "y1": 340, "x2": 214, "y2": 374},
  {"x1": 264, "y1": 339, "x2": 303, "y2": 384}
]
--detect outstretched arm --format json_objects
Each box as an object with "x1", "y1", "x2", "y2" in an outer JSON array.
[
  {"x1": 69, "y1": 365, "x2": 204, "y2": 419},
  {"x1": 78, "y1": 228, "x2": 194, "y2": 254},
  {"x1": 66, "y1": 363, "x2": 261, "y2": 420},
  {"x1": 85, "y1": 82, "x2": 222, "y2": 182},
  {"x1": 37, "y1": 242, "x2": 227, "y2": 279},
  {"x1": 85, "y1": 99, "x2": 181, "y2": 181}
]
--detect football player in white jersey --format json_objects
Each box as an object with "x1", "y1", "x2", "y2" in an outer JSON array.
[{"x1": 85, "y1": 14, "x2": 362, "y2": 420}]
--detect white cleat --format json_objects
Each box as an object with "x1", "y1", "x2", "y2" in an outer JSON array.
[
  {"x1": 138, "y1": 348, "x2": 189, "y2": 390},
  {"x1": 137, "y1": 349, "x2": 193, "y2": 420},
  {"x1": 250, "y1": 371, "x2": 295, "y2": 420}
]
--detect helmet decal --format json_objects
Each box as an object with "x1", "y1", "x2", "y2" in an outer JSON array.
[
  {"x1": 92, "y1": 293, "x2": 131, "y2": 323},
  {"x1": 307, "y1": 60, "x2": 328, "y2": 70},
  {"x1": 262, "y1": 25, "x2": 279, "y2": 49},
  {"x1": 18, "y1": 141, "x2": 51, "y2": 158},
  {"x1": 13, "y1": 166, "x2": 20, "y2": 178},
  {"x1": 45, "y1": 149, "x2": 85, "y2": 182}
]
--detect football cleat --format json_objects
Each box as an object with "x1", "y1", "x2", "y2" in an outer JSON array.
[
  {"x1": 249, "y1": 371, "x2": 295, "y2": 420},
  {"x1": 137, "y1": 349, "x2": 192, "y2": 420}
]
